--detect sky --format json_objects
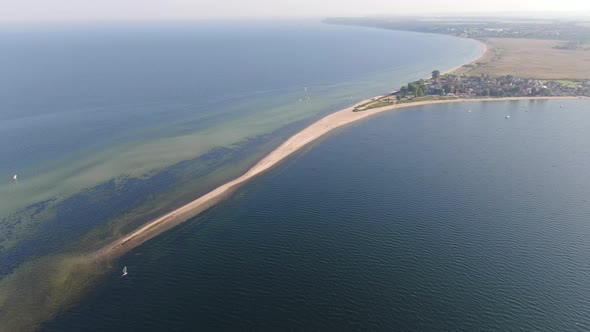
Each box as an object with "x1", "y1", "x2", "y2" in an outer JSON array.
[{"x1": 1, "y1": 0, "x2": 590, "y2": 22}]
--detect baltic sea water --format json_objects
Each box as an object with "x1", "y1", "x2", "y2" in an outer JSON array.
[
  {"x1": 44, "y1": 99, "x2": 590, "y2": 331},
  {"x1": 0, "y1": 21, "x2": 482, "y2": 276}
]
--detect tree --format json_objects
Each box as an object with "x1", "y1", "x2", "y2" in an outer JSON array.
[
  {"x1": 400, "y1": 86, "x2": 408, "y2": 96},
  {"x1": 432, "y1": 70, "x2": 441, "y2": 80},
  {"x1": 417, "y1": 85, "x2": 426, "y2": 97},
  {"x1": 403, "y1": 79, "x2": 429, "y2": 97}
]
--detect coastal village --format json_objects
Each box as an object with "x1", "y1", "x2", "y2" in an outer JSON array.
[
  {"x1": 355, "y1": 71, "x2": 590, "y2": 111},
  {"x1": 423, "y1": 73, "x2": 590, "y2": 98}
]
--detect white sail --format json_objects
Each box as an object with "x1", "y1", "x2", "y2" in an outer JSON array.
[{"x1": 122, "y1": 266, "x2": 128, "y2": 276}]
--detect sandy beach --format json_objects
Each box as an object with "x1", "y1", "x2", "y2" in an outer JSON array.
[
  {"x1": 94, "y1": 95, "x2": 581, "y2": 260},
  {"x1": 446, "y1": 39, "x2": 488, "y2": 75},
  {"x1": 92, "y1": 38, "x2": 491, "y2": 260}
]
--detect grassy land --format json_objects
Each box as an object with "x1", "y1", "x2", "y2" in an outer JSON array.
[
  {"x1": 354, "y1": 95, "x2": 460, "y2": 112},
  {"x1": 556, "y1": 80, "x2": 579, "y2": 86},
  {"x1": 453, "y1": 38, "x2": 590, "y2": 80},
  {"x1": 397, "y1": 96, "x2": 459, "y2": 103}
]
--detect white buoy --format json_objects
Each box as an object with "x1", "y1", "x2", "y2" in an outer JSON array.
[{"x1": 505, "y1": 115, "x2": 510, "y2": 119}]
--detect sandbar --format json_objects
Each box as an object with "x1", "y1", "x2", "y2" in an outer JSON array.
[{"x1": 94, "y1": 95, "x2": 581, "y2": 261}]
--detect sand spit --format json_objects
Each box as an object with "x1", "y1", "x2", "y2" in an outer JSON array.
[
  {"x1": 91, "y1": 40, "x2": 488, "y2": 260},
  {"x1": 94, "y1": 95, "x2": 582, "y2": 261}
]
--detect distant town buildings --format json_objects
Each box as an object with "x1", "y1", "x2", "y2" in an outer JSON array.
[{"x1": 396, "y1": 74, "x2": 590, "y2": 100}]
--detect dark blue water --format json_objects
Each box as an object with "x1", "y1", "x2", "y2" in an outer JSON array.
[{"x1": 44, "y1": 99, "x2": 590, "y2": 331}]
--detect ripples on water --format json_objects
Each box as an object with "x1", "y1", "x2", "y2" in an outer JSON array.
[{"x1": 44, "y1": 100, "x2": 590, "y2": 331}]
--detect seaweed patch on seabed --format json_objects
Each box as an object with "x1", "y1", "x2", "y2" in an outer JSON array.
[
  {"x1": 0, "y1": 117, "x2": 310, "y2": 332},
  {"x1": 0, "y1": 174, "x2": 176, "y2": 278},
  {"x1": 0, "y1": 144, "x2": 240, "y2": 276},
  {"x1": 0, "y1": 198, "x2": 57, "y2": 272}
]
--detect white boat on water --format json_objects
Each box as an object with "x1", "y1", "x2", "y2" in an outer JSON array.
[{"x1": 122, "y1": 266, "x2": 128, "y2": 276}]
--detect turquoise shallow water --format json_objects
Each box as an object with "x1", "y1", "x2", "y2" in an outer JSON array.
[{"x1": 43, "y1": 99, "x2": 590, "y2": 331}]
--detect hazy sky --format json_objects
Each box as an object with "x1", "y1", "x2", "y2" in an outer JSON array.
[{"x1": 1, "y1": 0, "x2": 590, "y2": 22}]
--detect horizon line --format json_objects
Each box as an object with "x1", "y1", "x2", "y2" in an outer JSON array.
[{"x1": 1, "y1": 10, "x2": 589, "y2": 25}]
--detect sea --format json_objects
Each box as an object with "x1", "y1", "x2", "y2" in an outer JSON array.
[
  {"x1": 8, "y1": 20, "x2": 590, "y2": 332},
  {"x1": 0, "y1": 20, "x2": 481, "y2": 276},
  {"x1": 41, "y1": 98, "x2": 590, "y2": 331}
]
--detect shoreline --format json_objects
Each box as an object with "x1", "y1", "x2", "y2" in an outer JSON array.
[
  {"x1": 446, "y1": 39, "x2": 488, "y2": 76},
  {"x1": 93, "y1": 94, "x2": 582, "y2": 261},
  {"x1": 94, "y1": 37, "x2": 490, "y2": 261}
]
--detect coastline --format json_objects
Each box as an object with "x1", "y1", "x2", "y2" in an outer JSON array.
[
  {"x1": 445, "y1": 39, "x2": 488, "y2": 75},
  {"x1": 0, "y1": 32, "x2": 499, "y2": 332},
  {"x1": 3, "y1": 26, "x2": 585, "y2": 332},
  {"x1": 94, "y1": 94, "x2": 581, "y2": 261},
  {"x1": 93, "y1": 37, "x2": 489, "y2": 261}
]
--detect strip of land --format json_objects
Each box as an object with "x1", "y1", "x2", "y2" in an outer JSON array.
[
  {"x1": 93, "y1": 28, "x2": 589, "y2": 262},
  {"x1": 94, "y1": 94, "x2": 583, "y2": 261}
]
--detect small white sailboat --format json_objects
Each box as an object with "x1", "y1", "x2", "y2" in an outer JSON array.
[
  {"x1": 122, "y1": 266, "x2": 128, "y2": 276},
  {"x1": 505, "y1": 115, "x2": 510, "y2": 119},
  {"x1": 12, "y1": 174, "x2": 18, "y2": 182}
]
